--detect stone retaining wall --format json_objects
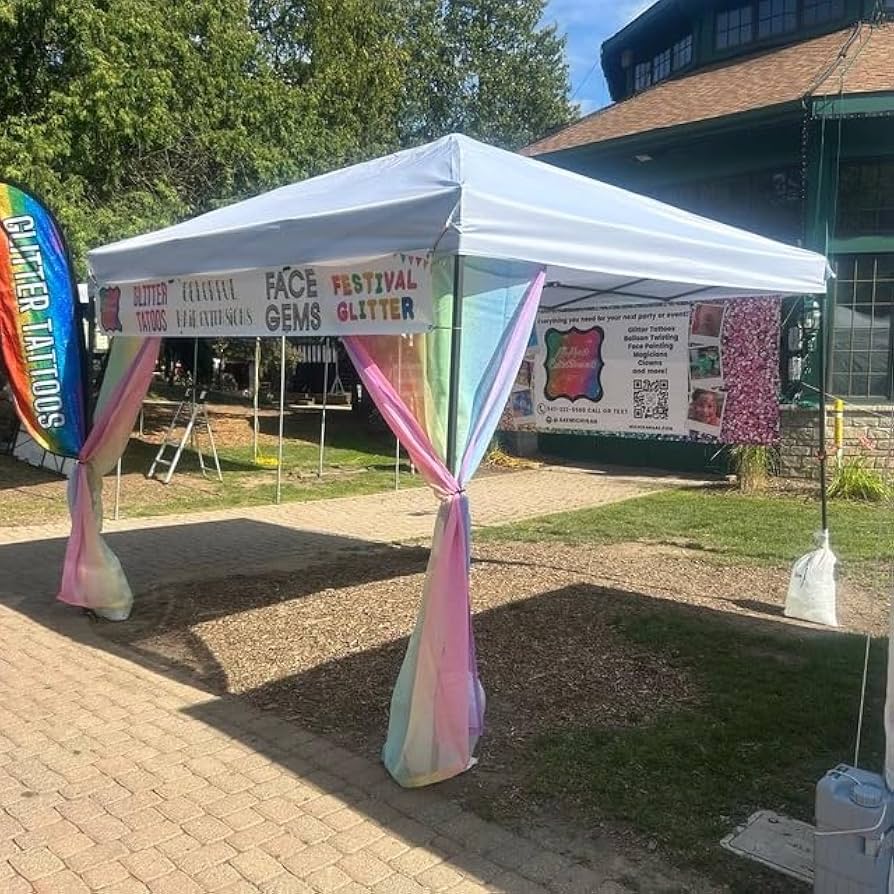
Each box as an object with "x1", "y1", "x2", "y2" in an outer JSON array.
[{"x1": 780, "y1": 404, "x2": 894, "y2": 478}]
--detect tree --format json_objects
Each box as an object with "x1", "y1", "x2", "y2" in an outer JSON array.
[
  {"x1": 0, "y1": 0, "x2": 321, "y2": 269},
  {"x1": 250, "y1": 0, "x2": 407, "y2": 163},
  {"x1": 398, "y1": 0, "x2": 575, "y2": 150},
  {"x1": 0, "y1": 0, "x2": 574, "y2": 273}
]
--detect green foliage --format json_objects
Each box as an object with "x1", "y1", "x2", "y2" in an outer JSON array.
[
  {"x1": 0, "y1": 0, "x2": 574, "y2": 273},
  {"x1": 828, "y1": 458, "x2": 891, "y2": 503},
  {"x1": 398, "y1": 0, "x2": 575, "y2": 150},
  {"x1": 729, "y1": 444, "x2": 775, "y2": 494}
]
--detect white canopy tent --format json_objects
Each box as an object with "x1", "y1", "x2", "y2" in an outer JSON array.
[
  {"x1": 90, "y1": 133, "x2": 827, "y2": 301},
  {"x1": 79, "y1": 133, "x2": 836, "y2": 790}
]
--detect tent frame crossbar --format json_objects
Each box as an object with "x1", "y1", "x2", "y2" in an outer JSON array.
[{"x1": 544, "y1": 281, "x2": 714, "y2": 310}]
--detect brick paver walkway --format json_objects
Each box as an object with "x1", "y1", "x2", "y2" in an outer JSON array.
[
  {"x1": 0, "y1": 467, "x2": 684, "y2": 608},
  {"x1": 0, "y1": 467, "x2": 694, "y2": 893}
]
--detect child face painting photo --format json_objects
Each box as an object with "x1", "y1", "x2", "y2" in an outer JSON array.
[
  {"x1": 689, "y1": 346, "x2": 722, "y2": 382},
  {"x1": 687, "y1": 387, "x2": 725, "y2": 433},
  {"x1": 690, "y1": 303, "x2": 724, "y2": 340},
  {"x1": 515, "y1": 359, "x2": 533, "y2": 389},
  {"x1": 511, "y1": 389, "x2": 534, "y2": 419}
]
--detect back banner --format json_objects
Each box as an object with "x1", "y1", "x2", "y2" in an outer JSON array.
[
  {"x1": 503, "y1": 298, "x2": 781, "y2": 445},
  {"x1": 97, "y1": 252, "x2": 434, "y2": 338},
  {"x1": 0, "y1": 184, "x2": 87, "y2": 456}
]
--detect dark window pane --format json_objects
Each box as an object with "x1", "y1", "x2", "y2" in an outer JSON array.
[
  {"x1": 851, "y1": 374, "x2": 870, "y2": 395},
  {"x1": 673, "y1": 35, "x2": 693, "y2": 69},
  {"x1": 869, "y1": 351, "x2": 890, "y2": 374},
  {"x1": 870, "y1": 375, "x2": 889, "y2": 397},
  {"x1": 831, "y1": 372, "x2": 849, "y2": 393},
  {"x1": 803, "y1": 0, "x2": 845, "y2": 26},
  {"x1": 634, "y1": 62, "x2": 651, "y2": 91},
  {"x1": 856, "y1": 254, "x2": 878, "y2": 279},
  {"x1": 758, "y1": 0, "x2": 797, "y2": 37},
  {"x1": 836, "y1": 161, "x2": 894, "y2": 236},
  {"x1": 854, "y1": 282, "x2": 875, "y2": 303},
  {"x1": 833, "y1": 255, "x2": 857, "y2": 280},
  {"x1": 832, "y1": 329, "x2": 853, "y2": 352},
  {"x1": 716, "y1": 5, "x2": 753, "y2": 49},
  {"x1": 653, "y1": 48, "x2": 671, "y2": 82},
  {"x1": 872, "y1": 327, "x2": 891, "y2": 350}
]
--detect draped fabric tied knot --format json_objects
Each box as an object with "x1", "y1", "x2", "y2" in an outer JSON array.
[
  {"x1": 435, "y1": 484, "x2": 467, "y2": 502},
  {"x1": 59, "y1": 338, "x2": 162, "y2": 621},
  {"x1": 341, "y1": 264, "x2": 546, "y2": 788}
]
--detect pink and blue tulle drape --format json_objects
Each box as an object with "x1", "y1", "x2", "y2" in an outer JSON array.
[
  {"x1": 344, "y1": 258, "x2": 545, "y2": 787},
  {"x1": 58, "y1": 337, "x2": 161, "y2": 620}
]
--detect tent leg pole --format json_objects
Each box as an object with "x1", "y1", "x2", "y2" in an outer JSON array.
[
  {"x1": 192, "y1": 337, "x2": 198, "y2": 403},
  {"x1": 445, "y1": 256, "x2": 464, "y2": 476},
  {"x1": 818, "y1": 296, "x2": 829, "y2": 533},
  {"x1": 277, "y1": 336, "x2": 286, "y2": 504},
  {"x1": 190, "y1": 337, "x2": 199, "y2": 453},
  {"x1": 253, "y1": 337, "x2": 260, "y2": 462},
  {"x1": 318, "y1": 339, "x2": 329, "y2": 478}
]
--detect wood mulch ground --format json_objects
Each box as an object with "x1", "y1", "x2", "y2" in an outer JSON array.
[{"x1": 95, "y1": 535, "x2": 888, "y2": 822}]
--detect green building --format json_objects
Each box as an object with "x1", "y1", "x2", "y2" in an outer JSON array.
[{"x1": 523, "y1": 0, "x2": 894, "y2": 474}]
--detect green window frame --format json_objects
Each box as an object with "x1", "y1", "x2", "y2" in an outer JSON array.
[{"x1": 829, "y1": 254, "x2": 894, "y2": 400}]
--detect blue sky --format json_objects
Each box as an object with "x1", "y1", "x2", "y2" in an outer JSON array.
[{"x1": 543, "y1": 1, "x2": 656, "y2": 115}]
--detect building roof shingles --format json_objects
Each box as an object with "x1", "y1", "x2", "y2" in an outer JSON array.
[{"x1": 524, "y1": 22, "x2": 894, "y2": 156}]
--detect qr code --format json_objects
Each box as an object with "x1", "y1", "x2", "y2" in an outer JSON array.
[{"x1": 633, "y1": 379, "x2": 669, "y2": 419}]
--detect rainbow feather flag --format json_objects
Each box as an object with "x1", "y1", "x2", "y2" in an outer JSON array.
[{"x1": 0, "y1": 184, "x2": 87, "y2": 456}]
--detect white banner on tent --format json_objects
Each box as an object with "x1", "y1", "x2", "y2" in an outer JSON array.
[
  {"x1": 527, "y1": 305, "x2": 694, "y2": 437},
  {"x1": 96, "y1": 252, "x2": 434, "y2": 338}
]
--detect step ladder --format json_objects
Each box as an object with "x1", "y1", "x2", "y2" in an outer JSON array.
[{"x1": 148, "y1": 389, "x2": 222, "y2": 485}]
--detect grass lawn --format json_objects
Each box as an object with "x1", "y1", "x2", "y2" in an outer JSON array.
[
  {"x1": 116, "y1": 416, "x2": 404, "y2": 518},
  {"x1": 481, "y1": 485, "x2": 894, "y2": 565},
  {"x1": 533, "y1": 609, "x2": 885, "y2": 892},
  {"x1": 0, "y1": 404, "x2": 412, "y2": 525},
  {"x1": 484, "y1": 487, "x2": 893, "y2": 891}
]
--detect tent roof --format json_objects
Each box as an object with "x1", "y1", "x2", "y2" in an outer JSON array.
[{"x1": 89, "y1": 133, "x2": 829, "y2": 303}]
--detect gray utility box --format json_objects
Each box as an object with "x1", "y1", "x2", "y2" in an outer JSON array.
[{"x1": 815, "y1": 765, "x2": 894, "y2": 893}]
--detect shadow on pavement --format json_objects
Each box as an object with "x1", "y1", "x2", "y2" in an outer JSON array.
[{"x1": 0, "y1": 519, "x2": 844, "y2": 893}]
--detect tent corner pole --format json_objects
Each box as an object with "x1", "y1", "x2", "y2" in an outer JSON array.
[
  {"x1": 445, "y1": 255, "x2": 464, "y2": 476},
  {"x1": 114, "y1": 457, "x2": 122, "y2": 521},
  {"x1": 192, "y1": 337, "x2": 198, "y2": 408},
  {"x1": 817, "y1": 293, "x2": 829, "y2": 533},
  {"x1": 253, "y1": 337, "x2": 260, "y2": 461},
  {"x1": 277, "y1": 336, "x2": 286, "y2": 504},
  {"x1": 318, "y1": 338, "x2": 329, "y2": 478}
]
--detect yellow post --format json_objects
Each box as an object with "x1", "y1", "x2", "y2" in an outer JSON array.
[{"x1": 834, "y1": 398, "x2": 845, "y2": 467}]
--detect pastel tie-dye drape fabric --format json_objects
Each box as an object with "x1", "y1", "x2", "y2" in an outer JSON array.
[
  {"x1": 344, "y1": 258, "x2": 545, "y2": 787},
  {"x1": 58, "y1": 337, "x2": 160, "y2": 620}
]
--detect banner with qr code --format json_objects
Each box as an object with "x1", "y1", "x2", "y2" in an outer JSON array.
[
  {"x1": 501, "y1": 297, "x2": 780, "y2": 444},
  {"x1": 528, "y1": 305, "x2": 693, "y2": 436}
]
